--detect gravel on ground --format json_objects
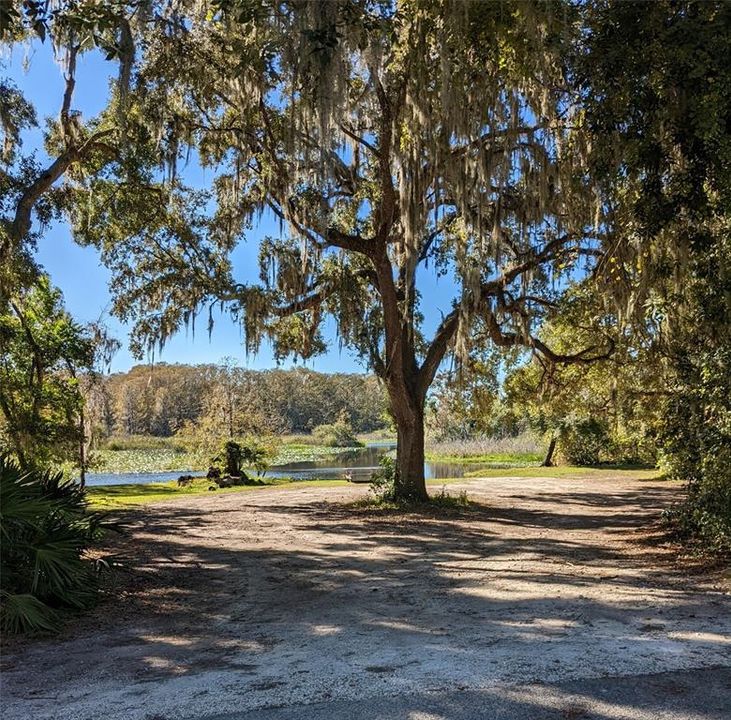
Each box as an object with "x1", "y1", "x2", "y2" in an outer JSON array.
[{"x1": 2, "y1": 474, "x2": 729, "y2": 720}]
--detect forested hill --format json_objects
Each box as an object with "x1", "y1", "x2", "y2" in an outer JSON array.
[{"x1": 91, "y1": 364, "x2": 388, "y2": 438}]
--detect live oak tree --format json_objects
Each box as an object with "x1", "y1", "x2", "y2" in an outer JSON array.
[{"x1": 71, "y1": 0, "x2": 614, "y2": 501}]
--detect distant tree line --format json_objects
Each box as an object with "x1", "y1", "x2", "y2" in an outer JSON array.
[{"x1": 87, "y1": 361, "x2": 388, "y2": 442}]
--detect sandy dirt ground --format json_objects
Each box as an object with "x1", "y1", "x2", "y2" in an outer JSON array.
[{"x1": 2, "y1": 474, "x2": 730, "y2": 720}]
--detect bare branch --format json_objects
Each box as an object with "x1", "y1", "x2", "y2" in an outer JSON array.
[
  {"x1": 339, "y1": 123, "x2": 380, "y2": 157},
  {"x1": 417, "y1": 306, "x2": 461, "y2": 398},
  {"x1": 60, "y1": 45, "x2": 79, "y2": 140},
  {"x1": 417, "y1": 212, "x2": 457, "y2": 264}
]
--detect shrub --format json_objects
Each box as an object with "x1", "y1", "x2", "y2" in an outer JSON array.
[
  {"x1": 221, "y1": 440, "x2": 245, "y2": 476},
  {"x1": 659, "y1": 378, "x2": 731, "y2": 555},
  {"x1": 368, "y1": 460, "x2": 471, "y2": 509},
  {"x1": 607, "y1": 427, "x2": 657, "y2": 466},
  {"x1": 241, "y1": 439, "x2": 274, "y2": 477},
  {"x1": 369, "y1": 455, "x2": 397, "y2": 503},
  {"x1": 430, "y1": 486, "x2": 470, "y2": 509},
  {"x1": 0, "y1": 456, "x2": 113, "y2": 634},
  {"x1": 212, "y1": 438, "x2": 275, "y2": 479},
  {"x1": 663, "y1": 487, "x2": 731, "y2": 557},
  {"x1": 557, "y1": 415, "x2": 608, "y2": 466},
  {"x1": 312, "y1": 411, "x2": 363, "y2": 448}
]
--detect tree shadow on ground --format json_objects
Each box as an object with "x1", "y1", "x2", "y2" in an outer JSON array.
[{"x1": 5, "y1": 479, "x2": 729, "y2": 720}]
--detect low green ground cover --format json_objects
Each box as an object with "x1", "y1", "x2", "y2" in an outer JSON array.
[
  {"x1": 92, "y1": 448, "x2": 191, "y2": 474},
  {"x1": 462, "y1": 465, "x2": 662, "y2": 480},
  {"x1": 87, "y1": 476, "x2": 467, "y2": 509},
  {"x1": 426, "y1": 451, "x2": 543, "y2": 466},
  {"x1": 87, "y1": 477, "x2": 350, "y2": 508},
  {"x1": 92, "y1": 437, "x2": 367, "y2": 474}
]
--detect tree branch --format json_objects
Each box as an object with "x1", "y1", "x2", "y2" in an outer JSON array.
[
  {"x1": 273, "y1": 287, "x2": 330, "y2": 317},
  {"x1": 482, "y1": 310, "x2": 614, "y2": 365},
  {"x1": 6, "y1": 128, "x2": 117, "y2": 250},
  {"x1": 373, "y1": 77, "x2": 398, "y2": 244},
  {"x1": 8, "y1": 152, "x2": 79, "y2": 247},
  {"x1": 60, "y1": 45, "x2": 79, "y2": 139},
  {"x1": 339, "y1": 122, "x2": 380, "y2": 157},
  {"x1": 417, "y1": 306, "x2": 461, "y2": 398},
  {"x1": 451, "y1": 125, "x2": 543, "y2": 158}
]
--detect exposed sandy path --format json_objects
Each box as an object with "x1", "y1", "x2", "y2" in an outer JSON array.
[{"x1": 2, "y1": 474, "x2": 729, "y2": 720}]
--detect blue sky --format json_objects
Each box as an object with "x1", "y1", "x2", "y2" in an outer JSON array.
[{"x1": 5, "y1": 41, "x2": 457, "y2": 374}]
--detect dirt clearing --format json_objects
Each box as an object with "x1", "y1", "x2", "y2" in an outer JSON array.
[{"x1": 2, "y1": 474, "x2": 729, "y2": 719}]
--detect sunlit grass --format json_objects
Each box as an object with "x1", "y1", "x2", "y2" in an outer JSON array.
[
  {"x1": 87, "y1": 475, "x2": 472, "y2": 509},
  {"x1": 426, "y1": 432, "x2": 542, "y2": 460},
  {"x1": 87, "y1": 477, "x2": 354, "y2": 509},
  {"x1": 426, "y1": 451, "x2": 543, "y2": 466},
  {"x1": 461, "y1": 465, "x2": 663, "y2": 480}
]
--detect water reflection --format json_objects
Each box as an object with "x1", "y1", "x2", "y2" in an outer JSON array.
[
  {"x1": 267, "y1": 444, "x2": 487, "y2": 481},
  {"x1": 84, "y1": 443, "x2": 493, "y2": 487}
]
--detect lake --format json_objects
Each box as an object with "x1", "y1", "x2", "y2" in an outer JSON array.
[{"x1": 83, "y1": 443, "x2": 492, "y2": 486}]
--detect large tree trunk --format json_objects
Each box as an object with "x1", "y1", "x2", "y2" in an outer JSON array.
[
  {"x1": 392, "y1": 402, "x2": 428, "y2": 503},
  {"x1": 370, "y1": 247, "x2": 429, "y2": 503}
]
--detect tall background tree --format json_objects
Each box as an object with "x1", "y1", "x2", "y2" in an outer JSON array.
[
  {"x1": 87, "y1": 362, "x2": 387, "y2": 440},
  {"x1": 0, "y1": 275, "x2": 93, "y2": 469}
]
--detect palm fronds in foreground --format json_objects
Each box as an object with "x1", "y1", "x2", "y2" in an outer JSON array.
[{"x1": 0, "y1": 456, "x2": 115, "y2": 634}]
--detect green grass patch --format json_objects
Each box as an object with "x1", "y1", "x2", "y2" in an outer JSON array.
[
  {"x1": 461, "y1": 465, "x2": 663, "y2": 480},
  {"x1": 426, "y1": 451, "x2": 543, "y2": 467},
  {"x1": 88, "y1": 475, "x2": 468, "y2": 509},
  {"x1": 87, "y1": 477, "x2": 349, "y2": 509}
]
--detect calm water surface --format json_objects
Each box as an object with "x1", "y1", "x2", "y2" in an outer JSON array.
[{"x1": 84, "y1": 443, "x2": 491, "y2": 487}]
